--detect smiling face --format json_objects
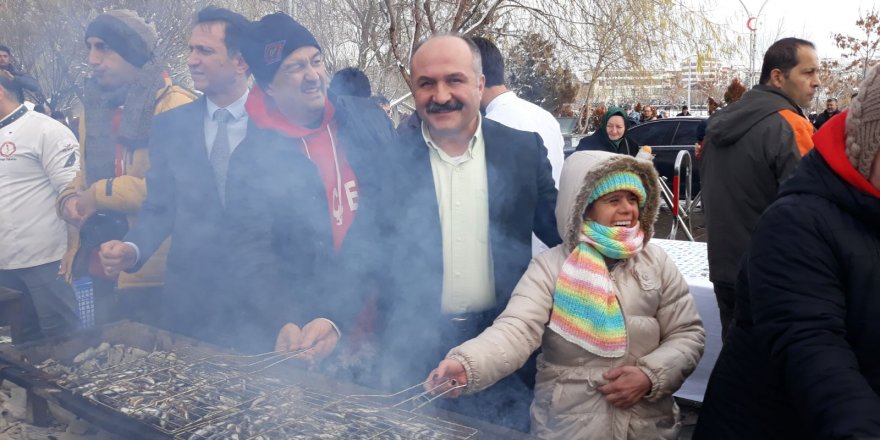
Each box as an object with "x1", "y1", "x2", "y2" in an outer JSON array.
[
  {"x1": 410, "y1": 36, "x2": 484, "y2": 142},
  {"x1": 266, "y1": 45, "x2": 327, "y2": 126},
  {"x1": 586, "y1": 190, "x2": 640, "y2": 228}
]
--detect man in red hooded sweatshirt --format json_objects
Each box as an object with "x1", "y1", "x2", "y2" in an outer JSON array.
[{"x1": 226, "y1": 13, "x2": 397, "y2": 366}]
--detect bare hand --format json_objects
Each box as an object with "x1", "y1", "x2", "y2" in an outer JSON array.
[
  {"x1": 424, "y1": 359, "x2": 467, "y2": 398},
  {"x1": 62, "y1": 196, "x2": 86, "y2": 226},
  {"x1": 297, "y1": 319, "x2": 339, "y2": 364},
  {"x1": 99, "y1": 240, "x2": 137, "y2": 277},
  {"x1": 275, "y1": 323, "x2": 303, "y2": 353},
  {"x1": 76, "y1": 190, "x2": 97, "y2": 219},
  {"x1": 598, "y1": 366, "x2": 652, "y2": 409}
]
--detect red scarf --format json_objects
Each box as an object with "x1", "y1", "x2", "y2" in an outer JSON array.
[
  {"x1": 813, "y1": 110, "x2": 880, "y2": 198},
  {"x1": 245, "y1": 86, "x2": 359, "y2": 251}
]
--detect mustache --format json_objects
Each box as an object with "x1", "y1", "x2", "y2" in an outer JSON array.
[
  {"x1": 426, "y1": 100, "x2": 464, "y2": 113},
  {"x1": 300, "y1": 76, "x2": 324, "y2": 92}
]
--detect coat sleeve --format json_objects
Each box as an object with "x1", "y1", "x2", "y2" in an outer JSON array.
[
  {"x1": 89, "y1": 174, "x2": 147, "y2": 213},
  {"x1": 447, "y1": 254, "x2": 556, "y2": 394},
  {"x1": 766, "y1": 118, "x2": 801, "y2": 186},
  {"x1": 40, "y1": 123, "x2": 79, "y2": 195},
  {"x1": 531, "y1": 133, "x2": 562, "y2": 248},
  {"x1": 123, "y1": 115, "x2": 176, "y2": 271},
  {"x1": 14, "y1": 72, "x2": 42, "y2": 96},
  {"x1": 56, "y1": 120, "x2": 87, "y2": 216},
  {"x1": 749, "y1": 201, "x2": 880, "y2": 438},
  {"x1": 636, "y1": 248, "x2": 705, "y2": 401}
]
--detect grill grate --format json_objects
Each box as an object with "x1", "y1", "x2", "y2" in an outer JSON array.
[
  {"x1": 179, "y1": 385, "x2": 478, "y2": 439},
  {"x1": 38, "y1": 344, "x2": 478, "y2": 439}
]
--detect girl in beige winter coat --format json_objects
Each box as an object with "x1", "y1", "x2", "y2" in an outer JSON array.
[{"x1": 426, "y1": 151, "x2": 705, "y2": 439}]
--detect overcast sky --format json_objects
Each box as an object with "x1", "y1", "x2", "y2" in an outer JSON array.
[{"x1": 700, "y1": 0, "x2": 877, "y2": 61}]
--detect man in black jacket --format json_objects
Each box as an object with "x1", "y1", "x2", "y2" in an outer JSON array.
[
  {"x1": 387, "y1": 34, "x2": 561, "y2": 431},
  {"x1": 812, "y1": 97, "x2": 840, "y2": 129},
  {"x1": 700, "y1": 37, "x2": 819, "y2": 340},
  {"x1": 695, "y1": 63, "x2": 880, "y2": 440},
  {"x1": 226, "y1": 13, "x2": 398, "y2": 362},
  {"x1": 0, "y1": 45, "x2": 42, "y2": 102}
]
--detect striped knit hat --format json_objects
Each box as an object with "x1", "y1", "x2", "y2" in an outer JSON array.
[
  {"x1": 587, "y1": 171, "x2": 647, "y2": 208},
  {"x1": 846, "y1": 64, "x2": 880, "y2": 180}
]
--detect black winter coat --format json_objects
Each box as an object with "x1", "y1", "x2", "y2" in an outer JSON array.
[
  {"x1": 224, "y1": 95, "x2": 399, "y2": 352},
  {"x1": 575, "y1": 129, "x2": 638, "y2": 156},
  {"x1": 699, "y1": 85, "x2": 810, "y2": 287},
  {"x1": 695, "y1": 144, "x2": 880, "y2": 438}
]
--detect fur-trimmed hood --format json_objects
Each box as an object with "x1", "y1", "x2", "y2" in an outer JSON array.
[{"x1": 556, "y1": 151, "x2": 660, "y2": 251}]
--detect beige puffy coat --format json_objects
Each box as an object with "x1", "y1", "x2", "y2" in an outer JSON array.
[{"x1": 447, "y1": 151, "x2": 705, "y2": 439}]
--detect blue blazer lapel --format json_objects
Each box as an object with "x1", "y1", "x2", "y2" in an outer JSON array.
[
  {"x1": 184, "y1": 97, "x2": 224, "y2": 206},
  {"x1": 189, "y1": 96, "x2": 209, "y2": 161},
  {"x1": 482, "y1": 119, "x2": 505, "y2": 223}
]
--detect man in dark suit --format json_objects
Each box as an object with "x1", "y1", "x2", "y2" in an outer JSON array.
[
  {"x1": 383, "y1": 34, "x2": 561, "y2": 431},
  {"x1": 96, "y1": 7, "x2": 250, "y2": 344}
]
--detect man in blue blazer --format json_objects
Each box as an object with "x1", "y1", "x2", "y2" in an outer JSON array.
[
  {"x1": 383, "y1": 34, "x2": 561, "y2": 431},
  {"x1": 97, "y1": 7, "x2": 250, "y2": 344}
]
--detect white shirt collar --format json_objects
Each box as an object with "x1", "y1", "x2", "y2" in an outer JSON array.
[
  {"x1": 206, "y1": 88, "x2": 249, "y2": 121},
  {"x1": 420, "y1": 115, "x2": 483, "y2": 160}
]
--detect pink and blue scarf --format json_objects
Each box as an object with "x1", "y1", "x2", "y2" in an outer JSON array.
[{"x1": 548, "y1": 220, "x2": 645, "y2": 358}]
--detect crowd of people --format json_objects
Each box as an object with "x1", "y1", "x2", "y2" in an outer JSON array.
[{"x1": 0, "y1": 6, "x2": 878, "y2": 439}]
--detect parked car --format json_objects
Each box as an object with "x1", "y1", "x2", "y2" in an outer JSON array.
[{"x1": 627, "y1": 117, "x2": 704, "y2": 195}]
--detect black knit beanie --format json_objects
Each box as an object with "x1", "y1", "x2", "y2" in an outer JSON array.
[
  {"x1": 241, "y1": 12, "x2": 321, "y2": 88},
  {"x1": 85, "y1": 10, "x2": 157, "y2": 68}
]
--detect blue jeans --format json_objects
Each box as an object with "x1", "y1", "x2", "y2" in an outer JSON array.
[{"x1": 0, "y1": 260, "x2": 79, "y2": 339}]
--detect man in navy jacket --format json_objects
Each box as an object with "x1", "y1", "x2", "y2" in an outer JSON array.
[
  {"x1": 384, "y1": 34, "x2": 561, "y2": 431},
  {"x1": 97, "y1": 7, "x2": 251, "y2": 344}
]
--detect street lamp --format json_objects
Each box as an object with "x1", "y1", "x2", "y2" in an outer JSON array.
[
  {"x1": 739, "y1": 0, "x2": 770, "y2": 87},
  {"x1": 681, "y1": 55, "x2": 698, "y2": 112},
  {"x1": 687, "y1": 70, "x2": 692, "y2": 111}
]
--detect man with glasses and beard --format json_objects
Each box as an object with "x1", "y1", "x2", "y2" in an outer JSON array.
[{"x1": 226, "y1": 13, "x2": 397, "y2": 367}]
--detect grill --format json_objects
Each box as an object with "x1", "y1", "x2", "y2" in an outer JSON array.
[{"x1": 0, "y1": 321, "x2": 532, "y2": 439}]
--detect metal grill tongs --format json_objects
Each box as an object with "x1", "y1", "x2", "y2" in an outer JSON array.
[
  {"x1": 344, "y1": 379, "x2": 468, "y2": 411},
  {"x1": 212, "y1": 380, "x2": 476, "y2": 440}
]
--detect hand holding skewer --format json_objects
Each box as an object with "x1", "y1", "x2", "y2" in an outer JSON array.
[
  {"x1": 275, "y1": 319, "x2": 339, "y2": 366},
  {"x1": 424, "y1": 359, "x2": 468, "y2": 398}
]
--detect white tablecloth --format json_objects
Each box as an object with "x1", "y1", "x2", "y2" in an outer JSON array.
[{"x1": 652, "y1": 239, "x2": 721, "y2": 403}]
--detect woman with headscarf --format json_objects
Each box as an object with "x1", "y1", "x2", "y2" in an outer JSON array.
[
  {"x1": 576, "y1": 107, "x2": 639, "y2": 155},
  {"x1": 424, "y1": 151, "x2": 705, "y2": 439}
]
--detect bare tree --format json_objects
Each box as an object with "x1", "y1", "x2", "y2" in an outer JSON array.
[
  {"x1": 833, "y1": 7, "x2": 880, "y2": 81},
  {"x1": 509, "y1": 0, "x2": 732, "y2": 132},
  {"x1": 506, "y1": 33, "x2": 579, "y2": 114},
  {"x1": 0, "y1": 0, "x2": 205, "y2": 112}
]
